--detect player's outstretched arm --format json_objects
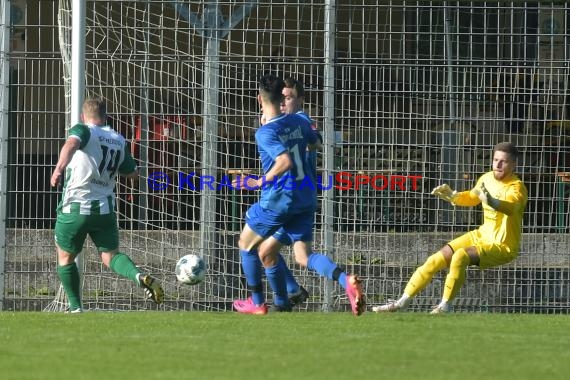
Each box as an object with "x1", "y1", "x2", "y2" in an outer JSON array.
[
  {"x1": 50, "y1": 137, "x2": 80, "y2": 187},
  {"x1": 432, "y1": 183, "x2": 482, "y2": 207},
  {"x1": 431, "y1": 184, "x2": 457, "y2": 203}
]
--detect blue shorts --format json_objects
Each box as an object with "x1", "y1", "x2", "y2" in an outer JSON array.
[
  {"x1": 273, "y1": 228, "x2": 294, "y2": 245},
  {"x1": 245, "y1": 203, "x2": 314, "y2": 244}
]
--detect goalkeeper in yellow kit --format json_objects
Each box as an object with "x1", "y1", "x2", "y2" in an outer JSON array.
[{"x1": 373, "y1": 142, "x2": 528, "y2": 313}]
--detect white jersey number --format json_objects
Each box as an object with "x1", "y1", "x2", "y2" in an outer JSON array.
[{"x1": 289, "y1": 144, "x2": 306, "y2": 181}]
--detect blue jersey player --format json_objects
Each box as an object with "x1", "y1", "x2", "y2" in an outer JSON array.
[
  {"x1": 232, "y1": 74, "x2": 318, "y2": 314},
  {"x1": 233, "y1": 77, "x2": 365, "y2": 316},
  {"x1": 274, "y1": 78, "x2": 365, "y2": 316},
  {"x1": 280, "y1": 78, "x2": 365, "y2": 315}
]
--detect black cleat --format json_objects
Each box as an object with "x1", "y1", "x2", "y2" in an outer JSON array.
[
  {"x1": 268, "y1": 303, "x2": 293, "y2": 312},
  {"x1": 288, "y1": 286, "x2": 309, "y2": 307},
  {"x1": 140, "y1": 274, "x2": 164, "y2": 304}
]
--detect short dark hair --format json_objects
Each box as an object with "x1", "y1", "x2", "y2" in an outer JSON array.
[
  {"x1": 284, "y1": 77, "x2": 305, "y2": 98},
  {"x1": 259, "y1": 73, "x2": 285, "y2": 105},
  {"x1": 494, "y1": 142, "x2": 518, "y2": 160}
]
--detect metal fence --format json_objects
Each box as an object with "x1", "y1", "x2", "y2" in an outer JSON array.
[{"x1": 0, "y1": 1, "x2": 568, "y2": 313}]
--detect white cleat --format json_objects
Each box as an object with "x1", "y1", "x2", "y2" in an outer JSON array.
[
  {"x1": 430, "y1": 304, "x2": 450, "y2": 314},
  {"x1": 372, "y1": 301, "x2": 402, "y2": 313}
]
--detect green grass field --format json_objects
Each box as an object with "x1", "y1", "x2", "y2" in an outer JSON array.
[{"x1": 1, "y1": 311, "x2": 568, "y2": 380}]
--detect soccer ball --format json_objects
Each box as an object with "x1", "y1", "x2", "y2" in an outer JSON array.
[{"x1": 175, "y1": 254, "x2": 206, "y2": 285}]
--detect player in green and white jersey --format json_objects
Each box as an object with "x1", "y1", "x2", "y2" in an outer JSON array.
[{"x1": 51, "y1": 98, "x2": 163, "y2": 312}]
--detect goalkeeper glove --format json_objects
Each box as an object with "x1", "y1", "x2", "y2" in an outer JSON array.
[
  {"x1": 431, "y1": 184, "x2": 457, "y2": 203},
  {"x1": 472, "y1": 183, "x2": 500, "y2": 209}
]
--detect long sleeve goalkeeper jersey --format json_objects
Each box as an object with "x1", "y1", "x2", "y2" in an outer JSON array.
[{"x1": 452, "y1": 171, "x2": 528, "y2": 252}]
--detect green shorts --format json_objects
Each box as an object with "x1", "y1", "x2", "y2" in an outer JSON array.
[{"x1": 54, "y1": 212, "x2": 119, "y2": 254}]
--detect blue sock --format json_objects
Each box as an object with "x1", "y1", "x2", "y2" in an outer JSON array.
[
  {"x1": 338, "y1": 272, "x2": 347, "y2": 289},
  {"x1": 240, "y1": 249, "x2": 264, "y2": 305},
  {"x1": 278, "y1": 254, "x2": 299, "y2": 294},
  {"x1": 307, "y1": 252, "x2": 347, "y2": 289},
  {"x1": 265, "y1": 263, "x2": 288, "y2": 307}
]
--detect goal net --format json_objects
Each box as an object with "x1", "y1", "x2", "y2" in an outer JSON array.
[{"x1": 27, "y1": 1, "x2": 568, "y2": 312}]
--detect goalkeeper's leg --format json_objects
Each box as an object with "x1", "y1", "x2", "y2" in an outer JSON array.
[
  {"x1": 404, "y1": 249, "x2": 449, "y2": 297},
  {"x1": 373, "y1": 248, "x2": 449, "y2": 312},
  {"x1": 442, "y1": 248, "x2": 472, "y2": 301},
  {"x1": 432, "y1": 247, "x2": 475, "y2": 313}
]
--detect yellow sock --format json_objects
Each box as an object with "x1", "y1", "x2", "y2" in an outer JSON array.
[
  {"x1": 404, "y1": 251, "x2": 448, "y2": 297},
  {"x1": 442, "y1": 248, "x2": 471, "y2": 301}
]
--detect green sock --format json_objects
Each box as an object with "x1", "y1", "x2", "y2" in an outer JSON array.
[
  {"x1": 109, "y1": 252, "x2": 140, "y2": 284},
  {"x1": 57, "y1": 263, "x2": 82, "y2": 310}
]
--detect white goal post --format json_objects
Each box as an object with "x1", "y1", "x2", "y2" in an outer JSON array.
[
  {"x1": 0, "y1": 0, "x2": 11, "y2": 311},
  {"x1": 43, "y1": 0, "x2": 87, "y2": 312}
]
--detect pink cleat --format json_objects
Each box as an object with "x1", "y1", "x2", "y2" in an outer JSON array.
[
  {"x1": 233, "y1": 297, "x2": 268, "y2": 315},
  {"x1": 345, "y1": 275, "x2": 366, "y2": 316}
]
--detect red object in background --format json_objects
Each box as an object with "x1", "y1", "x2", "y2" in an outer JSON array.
[
  {"x1": 132, "y1": 115, "x2": 188, "y2": 158},
  {"x1": 131, "y1": 115, "x2": 190, "y2": 210},
  {"x1": 109, "y1": 114, "x2": 193, "y2": 217},
  {"x1": 134, "y1": 115, "x2": 187, "y2": 141}
]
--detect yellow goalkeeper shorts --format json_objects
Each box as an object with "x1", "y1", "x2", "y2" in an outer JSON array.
[{"x1": 447, "y1": 230, "x2": 517, "y2": 270}]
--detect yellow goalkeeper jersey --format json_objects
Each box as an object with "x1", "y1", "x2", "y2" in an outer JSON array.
[{"x1": 453, "y1": 171, "x2": 528, "y2": 252}]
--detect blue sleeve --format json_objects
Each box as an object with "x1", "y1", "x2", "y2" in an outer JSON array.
[
  {"x1": 256, "y1": 128, "x2": 287, "y2": 160},
  {"x1": 312, "y1": 129, "x2": 323, "y2": 144},
  {"x1": 299, "y1": 112, "x2": 322, "y2": 144},
  {"x1": 303, "y1": 122, "x2": 318, "y2": 145}
]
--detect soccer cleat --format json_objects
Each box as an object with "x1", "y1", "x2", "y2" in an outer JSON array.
[
  {"x1": 140, "y1": 274, "x2": 164, "y2": 304},
  {"x1": 430, "y1": 304, "x2": 450, "y2": 314},
  {"x1": 288, "y1": 286, "x2": 309, "y2": 307},
  {"x1": 345, "y1": 275, "x2": 366, "y2": 316},
  {"x1": 372, "y1": 301, "x2": 402, "y2": 313},
  {"x1": 268, "y1": 303, "x2": 293, "y2": 312},
  {"x1": 66, "y1": 308, "x2": 83, "y2": 314},
  {"x1": 233, "y1": 297, "x2": 268, "y2": 315}
]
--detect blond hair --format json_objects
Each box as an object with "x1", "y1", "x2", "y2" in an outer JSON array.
[{"x1": 82, "y1": 98, "x2": 107, "y2": 122}]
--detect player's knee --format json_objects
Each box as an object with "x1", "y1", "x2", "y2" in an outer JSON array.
[
  {"x1": 57, "y1": 248, "x2": 76, "y2": 266},
  {"x1": 450, "y1": 248, "x2": 471, "y2": 270},
  {"x1": 440, "y1": 245, "x2": 454, "y2": 259},
  {"x1": 258, "y1": 247, "x2": 278, "y2": 267},
  {"x1": 100, "y1": 252, "x2": 113, "y2": 267},
  {"x1": 420, "y1": 252, "x2": 447, "y2": 275},
  {"x1": 238, "y1": 237, "x2": 256, "y2": 251},
  {"x1": 260, "y1": 254, "x2": 278, "y2": 267}
]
